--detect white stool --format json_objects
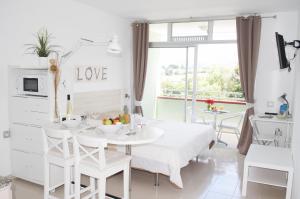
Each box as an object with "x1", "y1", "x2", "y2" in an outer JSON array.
[
  {"x1": 73, "y1": 134, "x2": 131, "y2": 199},
  {"x1": 42, "y1": 127, "x2": 74, "y2": 199}
]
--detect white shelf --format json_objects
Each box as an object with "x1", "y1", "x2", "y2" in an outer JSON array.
[{"x1": 248, "y1": 166, "x2": 288, "y2": 187}]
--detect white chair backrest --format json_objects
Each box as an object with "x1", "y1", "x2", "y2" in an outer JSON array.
[
  {"x1": 222, "y1": 112, "x2": 245, "y2": 128},
  {"x1": 42, "y1": 127, "x2": 73, "y2": 159},
  {"x1": 237, "y1": 112, "x2": 246, "y2": 127},
  {"x1": 249, "y1": 115, "x2": 254, "y2": 127},
  {"x1": 73, "y1": 134, "x2": 107, "y2": 169}
]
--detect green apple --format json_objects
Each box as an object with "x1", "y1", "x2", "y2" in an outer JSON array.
[{"x1": 104, "y1": 119, "x2": 112, "y2": 125}]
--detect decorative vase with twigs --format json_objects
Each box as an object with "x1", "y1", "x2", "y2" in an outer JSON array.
[{"x1": 49, "y1": 59, "x2": 61, "y2": 120}]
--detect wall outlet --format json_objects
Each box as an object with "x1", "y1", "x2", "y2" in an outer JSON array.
[
  {"x1": 267, "y1": 101, "x2": 275, "y2": 108},
  {"x1": 3, "y1": 130, "x2": 10, "y2": 138}
]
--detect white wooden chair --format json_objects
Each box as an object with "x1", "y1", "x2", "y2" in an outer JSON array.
[
  {"x1": 249, "y1": 115, "x2": 275, "y2": 146},
  {"x1": 217, "y1": 112, "x2": 245, "y2": 141},
  {"x1": 73, "y1": 134, "x2": 131, "y2": 199},
  {"x1": 42, "y1": 127, "x2": 74, "y2": 199}
]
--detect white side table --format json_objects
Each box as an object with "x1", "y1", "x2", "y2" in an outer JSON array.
[
  {"x1": 251, "y1": 115, "x2": 294, "y2": 147},
  {"x1": 242, "y1": 144, "x2": 294, "y2": 199}
]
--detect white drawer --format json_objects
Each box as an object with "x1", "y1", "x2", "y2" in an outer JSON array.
[
  {"x1": 11, "y1": 124, "x2": 44, "y2": 154},
  {"x1": 11, "y1": 150, "x2": 44, "y2": 185},
  {"x1": 11, "y1": 150, "x2": 31, "y2": 181},
  {"x1": 12, "y1": 111, "x2": 49, "y2": 126},
  {"x1": 11, "y1": 96, "x2": 50, "y2": 113},
  {"x1": 10, "y1": 96, "x2": 50, "y2": 126},
  {"x1": 11, "y1": 125, "x2": 31, "y2": 152}
]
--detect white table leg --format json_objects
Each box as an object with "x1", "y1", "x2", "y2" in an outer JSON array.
[
  {"x1": 125, "y1": 145, "x2": 132, "y2": 199},
  {"x1": 64, "y1": 165, "x2": 70, "y2": 199},
  {"x1": 213, "y1": 113, "x2": 217, "y2": 130},
  {"x1": 286, "y1": 170, "x2": 293, "y2": 199},
  {"x1": 286, "y1": 124, "x2": 291, "y2": 148},
  {"x1": 242, "y1": 164, "x2": 249, "y2": 196}
]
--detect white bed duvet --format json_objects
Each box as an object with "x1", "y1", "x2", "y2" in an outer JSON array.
[{"x1": 129, "y1": 120, "x2": 215, "y2": 188}]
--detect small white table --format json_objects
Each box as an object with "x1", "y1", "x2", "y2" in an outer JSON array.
[
  {"x1": 203, "y1": 110, "x2": 229, "y2": 145},
  {"x1": 242, "y1": 144, "x2": 294, "y2": 199},
  {"x1": 204, "y1": 110, "x2": 229, "y2": 130},
  {"x1": 252, "y1": 115, "x2": 294, "y2": 147}
]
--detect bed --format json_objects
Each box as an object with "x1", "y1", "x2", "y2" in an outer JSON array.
[
  {"x1": 73, "y1": 90, "x2": 216, "y2": 188},
  {"x1": 130, "y1": 119, "x2": 215, "y2": 188}
]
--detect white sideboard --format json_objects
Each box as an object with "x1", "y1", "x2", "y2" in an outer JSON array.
[{"x1": 8, "y1": 66, "x2": 64, "y2": 186}]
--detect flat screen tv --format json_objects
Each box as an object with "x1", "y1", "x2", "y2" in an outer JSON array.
[{"x1": 275, "y1": 32, "x2": 290, "y2": 71}]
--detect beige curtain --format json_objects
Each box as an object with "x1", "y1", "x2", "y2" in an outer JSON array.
[
  {"x1": 132, "y1": 22, "x2": 149, "y2": 115},
  {"x1": 236, "y1": 16, "x2": 261, "y2": 155}
]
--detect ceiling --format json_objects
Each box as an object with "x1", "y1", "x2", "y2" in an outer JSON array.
[{"x1": 76, "y1": 0, "x2": 300, "y2": 20}]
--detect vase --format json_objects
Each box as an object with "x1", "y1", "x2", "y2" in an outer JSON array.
[
  {"x1": 38, "y1": 57, "x2": 49, "y2": 68},
  {"x1": 0, "y1": 183, "x2": 12, "y2": 199}
]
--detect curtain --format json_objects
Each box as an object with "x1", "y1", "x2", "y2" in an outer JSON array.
[
  {"x1": 236, "y1": 16, "x2": 261, "y2": 155},
  {"x1": 132, "y1": 22, "x2": 149, "y2": 115}
]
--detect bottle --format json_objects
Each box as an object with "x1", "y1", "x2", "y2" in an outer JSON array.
[{"x1": 66, "y1": 94, "x2": 73, "y2": 119}]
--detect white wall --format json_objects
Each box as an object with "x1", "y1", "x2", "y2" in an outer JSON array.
[
  {"x1": 255, "y1": 12, "x2": 299, "y2": 114},
  {"x1": 0, "y1": 0, "x2": 132, "y2": 176},
  {"x1": 291, "y1": 11, "x2": 300, "y2": 199}
]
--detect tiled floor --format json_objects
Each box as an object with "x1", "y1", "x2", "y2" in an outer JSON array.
[{"x1": 12, "y1": 147, "x2": 286, "y2": 199}]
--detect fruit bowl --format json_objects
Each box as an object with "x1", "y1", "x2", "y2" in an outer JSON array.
[
  {"x1": 98, "y1": 124, "x2": 122, "y2": 133},
  {"x1": 62, "y1": 116, "x2": 81, "y2": 128}
]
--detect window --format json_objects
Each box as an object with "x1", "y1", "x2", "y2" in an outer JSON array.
[
  {"x1": 144, "y1": 19, "x2": 245, "y2": 122},
  {"x1": 149, "y1": 19, "x2": 236, "y2": 44},
  {"x1": 196, "y1": 43, "x2": 242, "y2": 100},
  {"x1": 213, "y1": 20, "x2": 237, "y2": 40},
  {"x1": 149, "y1": 23, "x2": 168, "y2": 42}
]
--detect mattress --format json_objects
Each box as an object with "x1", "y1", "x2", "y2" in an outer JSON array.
[{"x1": 129, "y1": 120, "x2": 215, "y2": 188}]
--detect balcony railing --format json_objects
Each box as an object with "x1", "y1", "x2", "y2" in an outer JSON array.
[
  {"x1": 154, "y1": 95, "x2": 246, "y2": 122},
  {"x1": 160, "y1": 89, "x2": 244, "y2": 101}
]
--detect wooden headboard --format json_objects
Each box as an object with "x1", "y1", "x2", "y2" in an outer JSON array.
[{"x1": 73, "y1": 90, "x2": 123, "y2": 115}]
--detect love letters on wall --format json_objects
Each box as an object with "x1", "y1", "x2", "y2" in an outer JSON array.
[{"x1": 75, "y1": 66, "x2": 108, "y2": 82}]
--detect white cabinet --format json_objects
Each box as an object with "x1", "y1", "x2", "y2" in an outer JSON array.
[{"x1": 9, "y1": 67, "x2": 60, "y2": 186}]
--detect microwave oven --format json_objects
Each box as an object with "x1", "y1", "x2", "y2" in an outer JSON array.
[{"x1": 16, "y1": 73, "x2": 48, "y2": 97}]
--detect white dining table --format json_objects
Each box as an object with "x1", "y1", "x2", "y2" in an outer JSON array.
[{"x1": 45, "y1": 122, "x2": 164, "y2": 199}]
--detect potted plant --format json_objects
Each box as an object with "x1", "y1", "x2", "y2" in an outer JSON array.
[
  {"x1": 0, "y1": 176, "x2": 13, "y2": 199},
  {"x1": 25, "y1": 28, "x2": 58, "y2": 67}
]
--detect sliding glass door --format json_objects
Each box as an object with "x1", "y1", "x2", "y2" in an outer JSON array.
[
  {"x1": 143, "y1": 47, "x2": 195, "y2": 122},
  {"x1": 144, "y1": 19, "x2": 245, "y2": 123}
]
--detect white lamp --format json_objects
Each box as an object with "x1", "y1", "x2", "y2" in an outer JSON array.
[
  {"x1": 60, "y1": 35, "x2": 121, "y2": 64},
  {"x1": 107, "y1": 35, "x2": 122, "y2": 54}
]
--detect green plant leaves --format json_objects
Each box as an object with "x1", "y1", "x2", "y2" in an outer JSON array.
[{"x1": 25, "y1": 28, "x2": 59, "y2": 57}]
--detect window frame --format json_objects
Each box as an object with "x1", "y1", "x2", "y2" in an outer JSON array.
[{"x1": 149, "y1": 20, "x2": 237, "y2": 48}]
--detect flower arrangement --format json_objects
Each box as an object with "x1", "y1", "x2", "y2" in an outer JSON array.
[{"x1": 204, "y1": 99, "x2": 215, "y2": 110}]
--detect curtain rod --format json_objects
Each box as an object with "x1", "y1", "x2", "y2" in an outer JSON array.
[{"x1": 148, "y1": 14, "x2": 277, "y2": 24}]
